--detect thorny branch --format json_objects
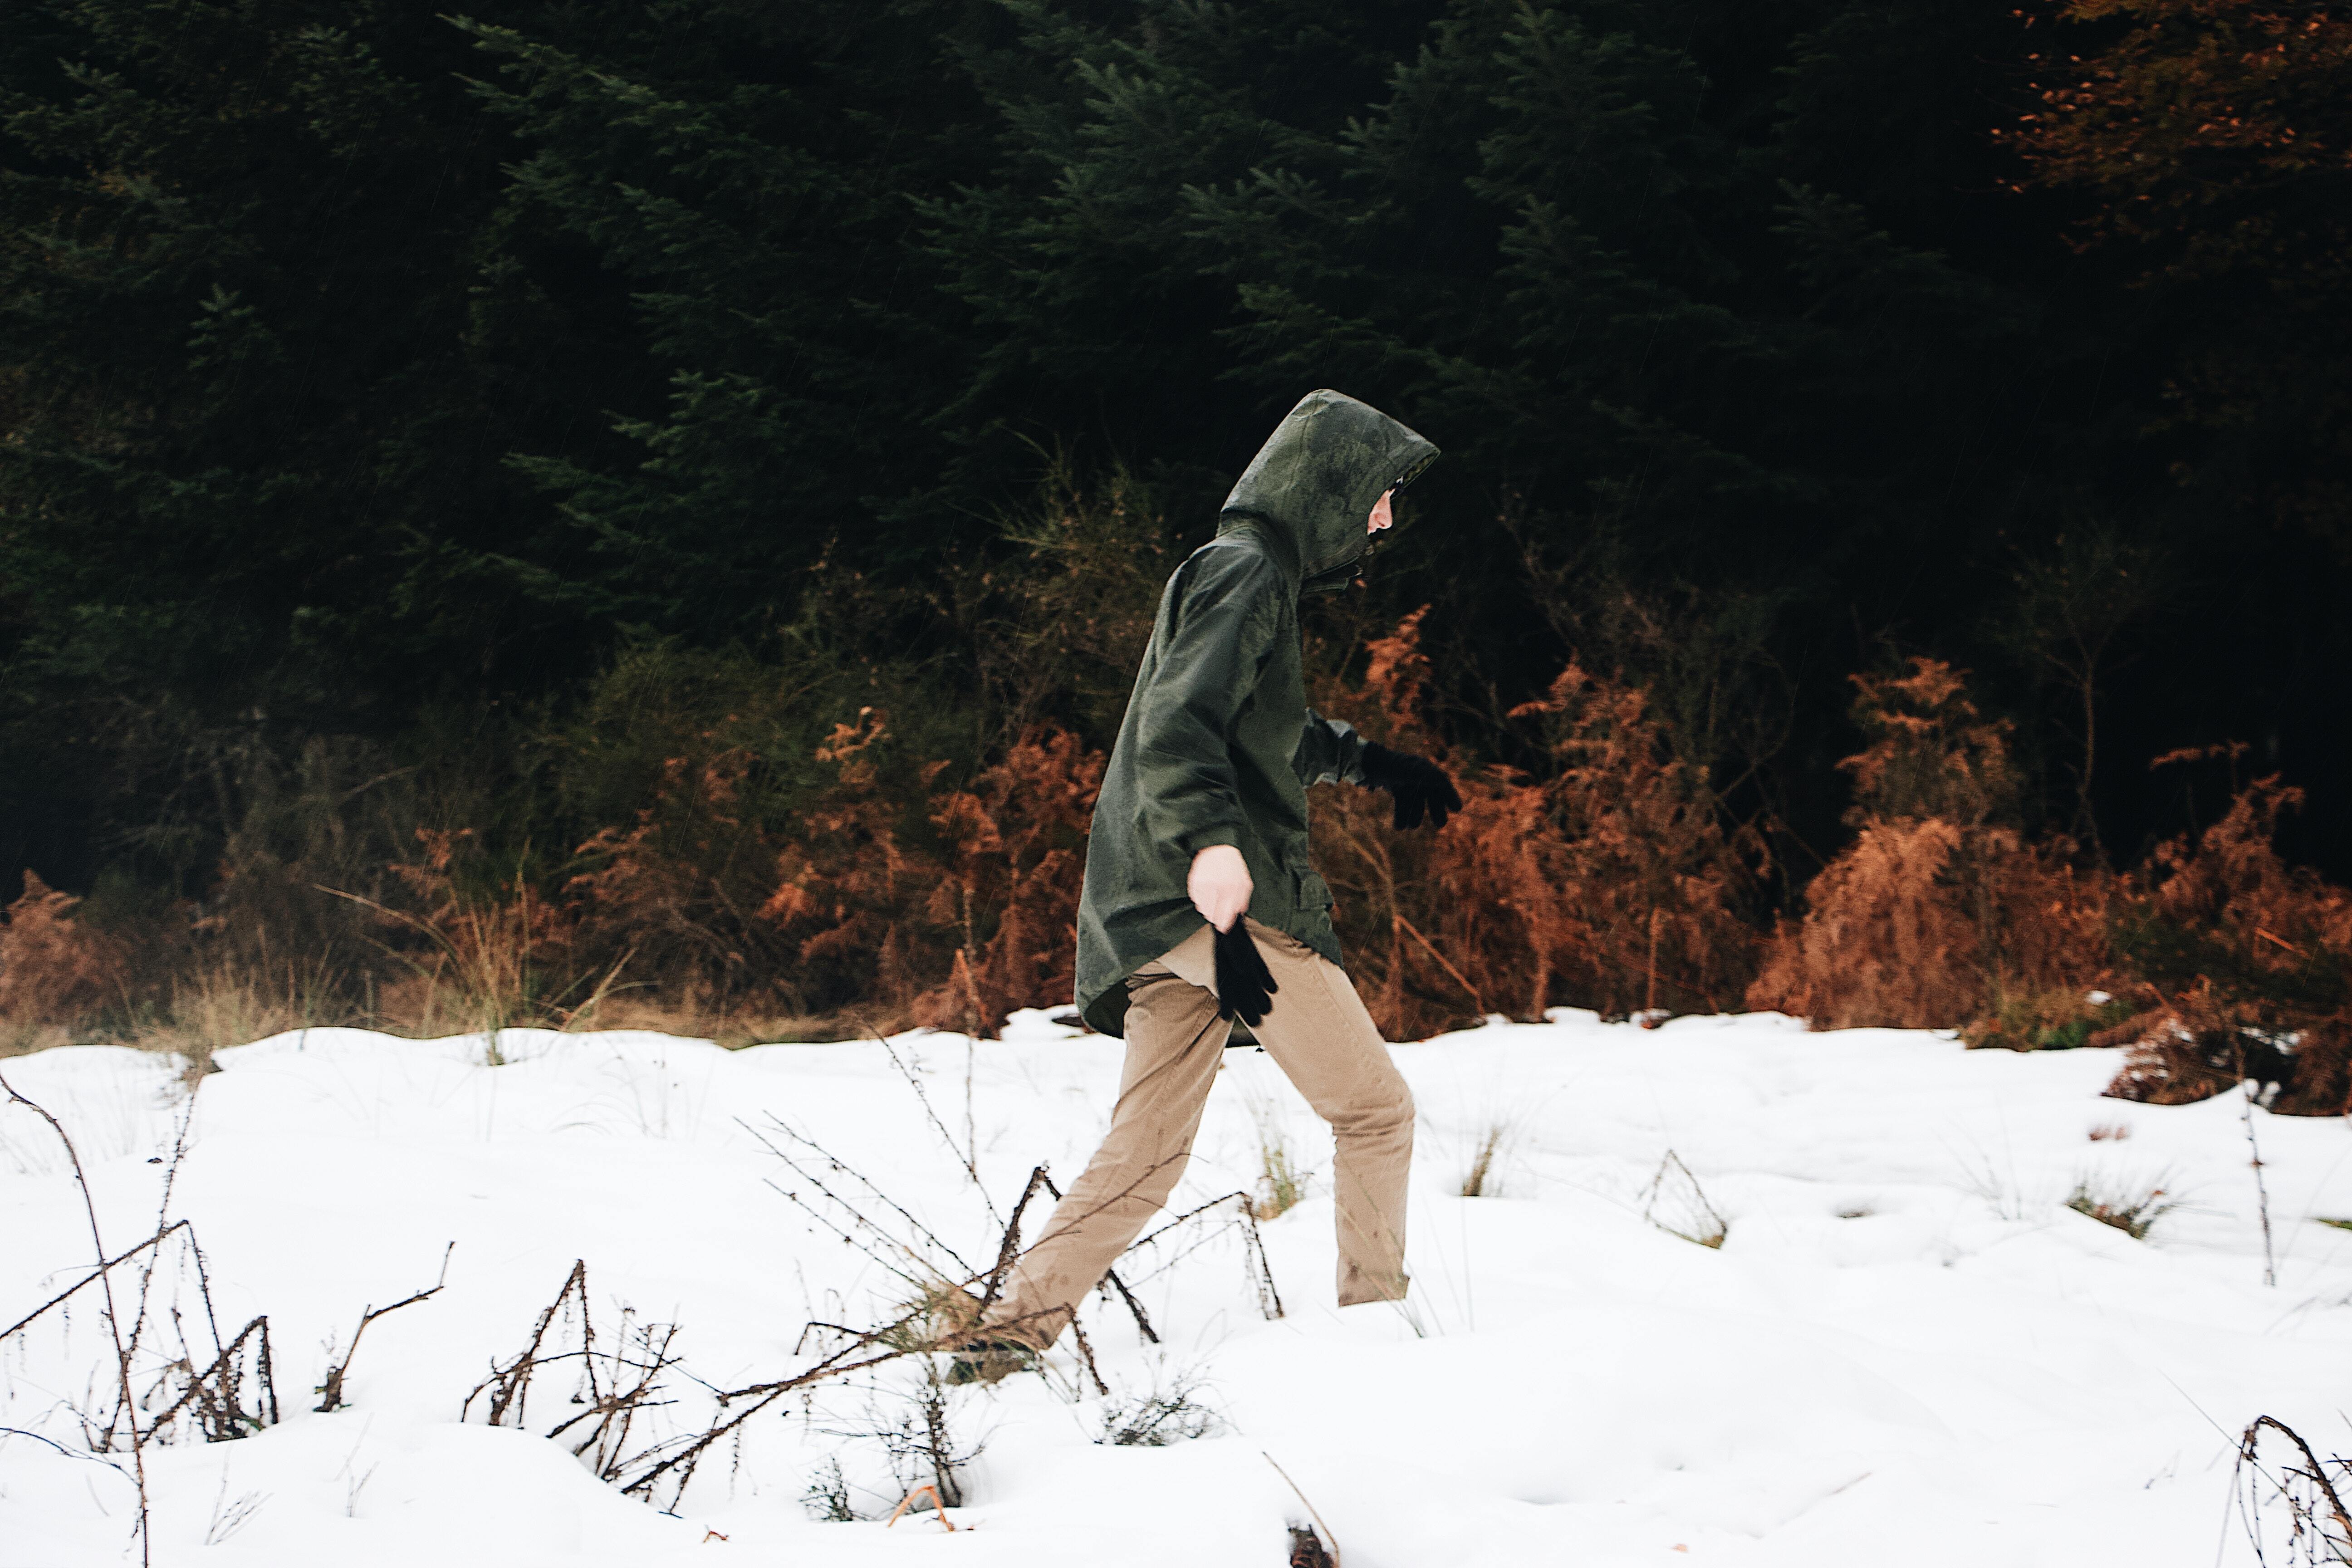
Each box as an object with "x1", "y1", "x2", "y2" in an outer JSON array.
[
  {"x1": 315, "y1": 1242, "x2": 456, "y2": 1412},
  {"x1": 2235, "y1": 1415, "x2": 2352, "y2": 1566},
  {"x1": 0, "y1": 1070, "x2": 152, "y2": 1568}
]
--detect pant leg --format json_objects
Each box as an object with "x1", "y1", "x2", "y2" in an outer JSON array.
[
  {"x1": 985, "y1": 948, "x2": 1229, "y2": 1348},
  {"x1": 1165, "y1": 918, "x2": 1415, "y2": 1306}
]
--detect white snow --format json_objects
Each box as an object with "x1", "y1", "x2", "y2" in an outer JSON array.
[{"x1": 4, "y1": 1010, "x2": 2350, "y2": 1566}]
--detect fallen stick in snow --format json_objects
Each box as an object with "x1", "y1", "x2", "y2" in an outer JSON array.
[{"x1": 884, "y1": 1482, "x2": 956, "y2": 1530}]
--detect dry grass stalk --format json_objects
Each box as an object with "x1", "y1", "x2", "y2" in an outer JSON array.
[
  {"x1": 1459, "y1": 1122, "x2": 1508, "y2": 1198},
  {"x1": 1642, "y1": 1150, "x2": 1729, "y2": 1249}
]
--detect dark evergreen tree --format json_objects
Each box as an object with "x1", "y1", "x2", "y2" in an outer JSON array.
[{"x1": 0, "y1": 0, "x2": 593, "y2": 887}]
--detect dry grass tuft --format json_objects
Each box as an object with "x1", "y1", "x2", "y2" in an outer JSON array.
[
  {"x1": 1965, "y1": 989, "x2": 2135, "y2": 1053},
  {"x1": 1459, "y1": 1121, "x2": 1510, "y2": 1198},
  {"x1": 2065, "y1": 1174, "x2": 2179, "y2": 1240},
  {"x1": 1250, "y1": 1122, "x2": 1307, "y2": 1222},
  {"x1": 1096, "y1": 1367, "x2": 1221, "y2": 1446},
  {"x1": 1643, "y1": 1150, "x2": 1729, "y2": 1249}
]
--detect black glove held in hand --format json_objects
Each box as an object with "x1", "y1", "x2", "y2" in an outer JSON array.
[
  {"x1": 1212, "y1": 923, "x2": 1279, "y2": 1027},
  {"x1": 1358, "y1": 741, "x2": 1464, "y2": 831}
]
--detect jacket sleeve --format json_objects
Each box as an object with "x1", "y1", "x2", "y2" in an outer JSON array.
[
  {"x1": 1131, "y1": 546, "x2": 1284, "y2": 856},
  {"x1": 1292, "y1": 708, "x2": 1369, "y2": 787}
]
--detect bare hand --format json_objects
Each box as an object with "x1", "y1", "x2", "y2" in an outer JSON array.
[{"x1": 1187, "y1": 845, "x2": 1252, "y2": 932}]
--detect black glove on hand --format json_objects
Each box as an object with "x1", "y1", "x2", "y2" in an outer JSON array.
[
  {"x1": 1213, "y1": 922, "x2": 1279, "y2": 1027},
  {"x1": 1358, "y1": 741, "x2": 1464, "y2": 831}
]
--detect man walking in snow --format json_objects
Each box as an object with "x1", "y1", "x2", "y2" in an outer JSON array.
[{"x1": 955, "y1": 389, "x2": 1460, "y2": 1380}]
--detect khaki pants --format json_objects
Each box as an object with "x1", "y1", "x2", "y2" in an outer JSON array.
[{"x1": 986, "y1": 919, "x2": 1414, "y2": 1349}]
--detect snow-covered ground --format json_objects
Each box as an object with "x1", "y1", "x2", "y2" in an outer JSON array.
[{"x1": 4, "y1": 1010, "x2": 2350, "y2": 1566}]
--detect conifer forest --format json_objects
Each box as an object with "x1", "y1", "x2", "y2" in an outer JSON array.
[{"x1": 3, "y1": 0, "x2": 2350, "y2": 1098}]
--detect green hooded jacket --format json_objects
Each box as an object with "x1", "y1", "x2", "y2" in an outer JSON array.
[{"x1": 1074, "y1": 390, "x2": 1440, "y2": 1037}]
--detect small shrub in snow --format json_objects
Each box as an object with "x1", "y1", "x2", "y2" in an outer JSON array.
[
  {"x1": 461, "y1": 1259, "x2": 689, "y2": 1498},
  {"x1": 2065, "y1": 1176, "x2": 2179, "y2": 1240},
  {"x1": 1250, "y1": 1113, "x2": 1306, "y2": 1221},
  {"x1": 1965, "y1": 989, "x2": 2135, "y2": 1053},
  {"x1": 201, "y1": 1481, "x2": 267, "y2": 1546},
  {"x1": 801, "y1": 1457, "x2": 860, "y2": 1521},
  {"x1": 820, "y1": 1359, "x2": 984, "y2": 1513},
  {"x1": 1096, "y1": 1370, "x2": 1221, "y2": 1447}
]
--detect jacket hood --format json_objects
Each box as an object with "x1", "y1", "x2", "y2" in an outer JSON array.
[{"x1": 1217, "y1": 390, "x2": 1440, "y2": 589}]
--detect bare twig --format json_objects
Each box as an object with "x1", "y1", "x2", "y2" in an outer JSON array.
[
  {"x1": 2238, "y1": 1039, "x2": 2279, "y2": 1288},
  {"x1": 866, "y1": 1020, "x2": 998, "y2": 1224},
  {"x1": 1095, "y1": 1268, "x2": 1161, "y2": 1345},
  {"x1": 2235, "y1": 1414, "x2": 2352, "y2": 1564},
  {"x1": 1034, "y1": 1169, "x2": 1159, "y2": 1343},
  {"x1": 145, "y1": 1316, "x2": 279, "y2": 1441},
  {"x1": 465, "y1": 1259, "x2": 588, "y2": 1427},
  {"x1": 1122, "y1": 1191, "x2": 1286, "y2": 1319},
  {"x1": 974, "y1": 1165, "x2": 1055, "y2": 1323},
  {"x1": 315, "y1": 1242, "x2": 455, "y2": 1412},
  {"x1": 0, "y1": 1425, "x2": 132, "y2": 1473},
  {"x1": 0, "y1": 1219, "x2": 196, "y2": 1342},
  {"x1": 747, "y1": 1116, "x2": 974, "y2": 1279},
  {"x1": 1063, "y1": 1311, "x2": 1111, "y2": 1398}
]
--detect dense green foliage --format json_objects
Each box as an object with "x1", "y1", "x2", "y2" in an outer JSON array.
[{"x1": 4, "y1": 0, "x2": 2347, "y2": 939}]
